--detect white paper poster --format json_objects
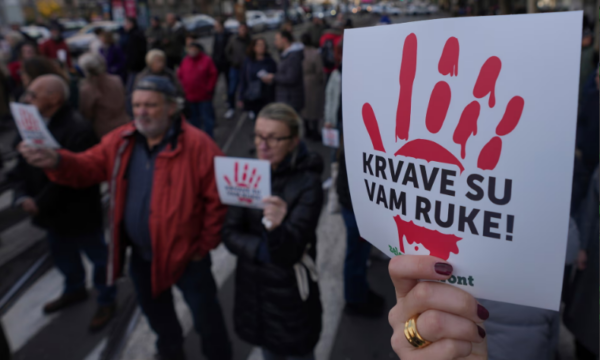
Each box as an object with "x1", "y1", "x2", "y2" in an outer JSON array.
[
  {"x1": 322, "y1": 128, "x2": 340, "y2": 148},
  {"x1": 342, "y1": 12, "x2": 582, "y2": 310},
  {"x1": 215, "y1": 157, "x2": 271, "y2": 209},
  {"x1": 10, "y1": 103, "x2": 60, "y2": 149}
]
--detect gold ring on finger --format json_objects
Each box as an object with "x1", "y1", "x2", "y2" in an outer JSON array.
[{"x1": 404, "y1": 314, "x2": 432, "y2": 349}]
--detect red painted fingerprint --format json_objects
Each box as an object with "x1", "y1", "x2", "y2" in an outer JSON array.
[
  {"x1": 438, "y1": 37, "x2": 459, "y2": 77},
  {"x1": 395, "y1": 139, "x2": 464, "y2": 174},
  {"x1": 425, "y1": 81, "x2": 451, "y2": 134},
  {"x1": 234, "y1": 162, "x2": 239, "y2": 183},
  {"x1": 396, "y1": 33, "x2": 417, "y2": 141},
  {"x1": 496, "y1": 96, "x2": 524, "y2": 136},
  {"x1": 254, "y1": 175, "x2": 261, "y2": 189},
  {"x1": 453, "y1": 101, "x2": 481, "y2": 159},
  {"x1": 394, "y1": 215, "x2": 461, "y2": 260},
  {"x1": 477, "y1": 136, "x2": 502, "y2": 170},
  {"x1": 242, "y1": 164, "x2": 249, "y2": 181},
  {"x1": 362, "y1": 103, "x2": 386, "y2": 153},
  {"x1": 473, "y1": 56, "x2": 502, "y2": 108}
]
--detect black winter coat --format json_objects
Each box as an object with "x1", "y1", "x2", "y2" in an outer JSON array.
[
  {"x1": 7, "y1": 105, "x2": 102, "y2": 236},
  {"x1": 122, "y1": 26, "x2": 148, "y2": 73},
  {"x1": 239, "y1": 56, "x2": 277, "y2": 113},
  {"x1": 212, "y1": 31, "x2": 232, "y2": 70},
  {"x1": 274, "y1": 45, "x2": 305, "y2": 112},
  {"x1": 223, "y1": 145, "x2": 324, "y2": 356}
]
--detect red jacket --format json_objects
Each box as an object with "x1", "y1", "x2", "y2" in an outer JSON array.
[
  {"x1": 177, "y1": 53, "x2": 218, "y2": 102},
  {"x1": 45, "y1": 120, "x2": 227, "y2": 296},
  {"x1": 39, "y1": 39, "x2": 72, "y2": 68}
]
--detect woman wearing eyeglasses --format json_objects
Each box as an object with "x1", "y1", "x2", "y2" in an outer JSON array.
[{"x1": 222, "y1": 103, "x2": 323, "y2": 360}]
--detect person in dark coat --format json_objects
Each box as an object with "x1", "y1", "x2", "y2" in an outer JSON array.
[
  {"x1": 261, "y1": 30, "x2": 304, "y2": 113},
  {"x1": 7, "y1": 74, "x2": 116, "y2": 332},
  {"x1": 565, "y1": 167, "x2": 599, "y2": 360},
  {"x1": 100, "y1": 31, "x2": 126, "y2": 82},
  {"x1": 212, "y1": 19, "x2": 231, "y2": 97},
  {"x1": 239, "y1": 38, "x2": 277, "y2": 118},
  {"x1": 162, "y1": 13, "x2": 187, "y2": 69},
  {"x1": 146, "y1": 16, "x2": 164, "y2": 50},
  {"x1": 121, "y1": 17, "x2": 148, "y2": 98},
  {"x1": 224, "y1": 23, "x2": 251, "y2": 118},
  {"x1": 223, "y1": 103, "x2": 323, "y2": 360}
]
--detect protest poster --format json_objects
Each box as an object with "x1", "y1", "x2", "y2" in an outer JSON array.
[
  {"x1": 322, "y1": 128, "x2": 340, "y2": 148},
  {"x1": 215, "y1": 157, "x2": 271, "y2": 209},
  {"x1": 10, "y1": 103, "x2": 60, "y2": 149},
  {"x1": 342, "y1": 12, "x2": 582, "y2": 310}
]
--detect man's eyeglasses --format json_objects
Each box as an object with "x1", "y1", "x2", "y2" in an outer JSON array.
[{"x1": 254, "y1": 133, "x2": 293, "y2": 147}]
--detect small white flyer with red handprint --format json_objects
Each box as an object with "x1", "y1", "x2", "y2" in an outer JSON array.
[
  {"x1": 215, "y1": 157, "x2": 271, "y2": 209},
  {"x1": 342, "y1": 12, "x2": 582, "y2": 310},
  {"x1": 322, "y1": 128, "x2": 340, "y2": 148},
  {"x1": 10, "y1": 102, "x2": 60, "y2": 149}
]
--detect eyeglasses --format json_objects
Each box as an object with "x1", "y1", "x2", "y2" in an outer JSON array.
[{"x1": 254, "y1": 133, "x2": 293, "y2": 147}]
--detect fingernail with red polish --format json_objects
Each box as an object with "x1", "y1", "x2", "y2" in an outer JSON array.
[
  {"x1": 434, "y1": 262, "x2": 453, "y2": 275},
  {"x1": 477, "y1": 325, "x2": 486, "y2": 339},
  {"x1": 477, "y1": 304, "x2": 490, "y2": 320}
]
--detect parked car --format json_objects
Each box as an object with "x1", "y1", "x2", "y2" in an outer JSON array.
[
  {"x1": 265, "y1": 10, "x2": 284, "y2": 29},
  {"x1": 58, "y1": 18, "x2": 88, "y2": 38},
  {"x1": 426, "y1": 4, "x2": 439, "y2": 13},
  {"x1": 66, "y1": 21, "x2": 121, "y2": 56},
  {"x1": 225, "y1": 10, "x2": 268, "y2": 33},
  {"x1": 20, "y1": 25, "x2": 50, "y2": 43},
  {"x1": 183, "y1": 14, "x2": 216, "y2": 37},
  {"x1": 385, "y1": 5, "x2": 403, "y2": 15},
  {"x1": 407, "y1": 4, "x2": 430, "y2": 15}
]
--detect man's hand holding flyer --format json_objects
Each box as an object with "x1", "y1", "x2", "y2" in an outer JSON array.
[{"x1": 11, "y1": 103, "x2": 60, "y2": 149}]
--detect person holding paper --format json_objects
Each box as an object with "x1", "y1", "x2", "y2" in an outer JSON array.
[
  {"x1": 238, "y1": 38, "x2": 277, "y2": 119},
  {"x1": 388, "y1": 255, "x2": 489, "y2": 359},
  {"x1": 260, "y1": 30, "x2": 305, "y2": 113},
  {"x1": 17, "y1": 75, "x2": 231, "y2": 360},
  {"x1": 222, "y1": 103, "x2": 323, "y2": 360},
  {"x1": 7, "y1": 74, "x2": 116, "y2": 332}
]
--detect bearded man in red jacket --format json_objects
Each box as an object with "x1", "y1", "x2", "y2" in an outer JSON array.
[{"x1": 18, "y1": 76, "x2": 231, "y2": 360}]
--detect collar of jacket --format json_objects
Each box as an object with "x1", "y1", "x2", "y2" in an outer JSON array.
[
  {"x1": 281, "y1": 42, "x2": 304, "y2": 57},
  {"x1": 118, "y1": 115, "x2": 186, "y2": 157},
  {"x1": 48, "y1": 103, "x2": 72, "y2": 127}
]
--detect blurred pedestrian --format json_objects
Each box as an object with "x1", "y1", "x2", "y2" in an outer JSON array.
[
  {"x1": 261, "y1": 30, "x2": 304, "y2": 113},
  {"x1": 7, "y1": 42, "x2": 38, "y2": 99},
  {"x1": 38, "y1": 22, "x2": 72, "y2": 68},
  {"x1": 134, "y1": 49, "x2": 183, "y2": 96},
  {"x1": 281, "y1": 20, "x2": 294, "y2": 32},
  {"x1": 78, "y1": 53, "x2": 130, "y2": 138},
  {"x1": 177, "y1": 42, "x2": 218, "y2": 137},
  {"x1": 20, "y1": 56, "x2": 68, "y2": 90},
  {"x1": 4, "y1": 31, "x2": 24, "y2": 63},
  {"x1": 565, "y1": 167, "x2": 599, "y2": 360},
  {"x1": 224, "y1": 22, "x2": 251, "y2": 119},
  {"x1": 8, "y1": 75, "x2": 116, "y2": 332},
  {"x1": 300, "y1": 33, "x2": 324, "y2": 141},
  {"x1": 223, "y1": 103, "x2": 323, "y2": 360},
  {"x1": 17, "y1": 76, "x2": 232, "y2": 360},
  {"x1": 578, "y1": 27, "x2": 594, "y2": 107},
  {"x1": 212, "y1": 18, "x2": 231, "y2": 98},
  {"x1": 89, "y1": 28, "x2": 104, "y2": 55},
  {"x1": 146, "y1": 16, "x2": 164, "y2": 50},
  {"x1": 163, "y1": 13, "x2": 187, "y2": 69},
  {"x1": 100, "y1": 31, "x2": 126, "y2": 81},
  {"x1": 388, "y1": 255, "x2": 488, "y2": 359},
  {"x1": 319, "y1": 21, "x2": 343, "y2": 80},
  {"x1": 307, "y1": 17, "x2": 326, "y2": 48},
  {"x1": 238, "y1": 38, "x2": 276, "y2": 119},
  {"x1": 121, "y1": 17, "x2": 148, "y2": 97},
  {"x1": 0, "y1": 65, "x2": 9, "y2": 126}
]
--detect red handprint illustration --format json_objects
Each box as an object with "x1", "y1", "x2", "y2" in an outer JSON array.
[
  {"x1": 362, "y1": 33, "x2": 525, "y2": 260},
  {"x1": 224, "y1": 162, "x2": 262, "y2": 204}
]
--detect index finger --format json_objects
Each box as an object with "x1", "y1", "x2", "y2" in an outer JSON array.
[
  {"x1": 388, "y1": 255, "x2": 453, "y2": 299},
  {"x1": 262, "y1": 196, "x2": 284, "y2": 205}
]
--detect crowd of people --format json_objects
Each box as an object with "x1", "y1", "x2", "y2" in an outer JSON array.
[{"x1": 0, "y1": 10, "x2": 597, "y2": 360}]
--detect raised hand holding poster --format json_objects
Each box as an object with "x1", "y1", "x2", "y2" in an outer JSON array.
[
  {"x1": 342, "y1": 12, "x2": 582, "y2": 311},
  {"x1": 11, "y1": 102, "x2": 60, "y2": 149},
  {"x1": 215, "y1": 157, "x2": 271, "y2": 209}
]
